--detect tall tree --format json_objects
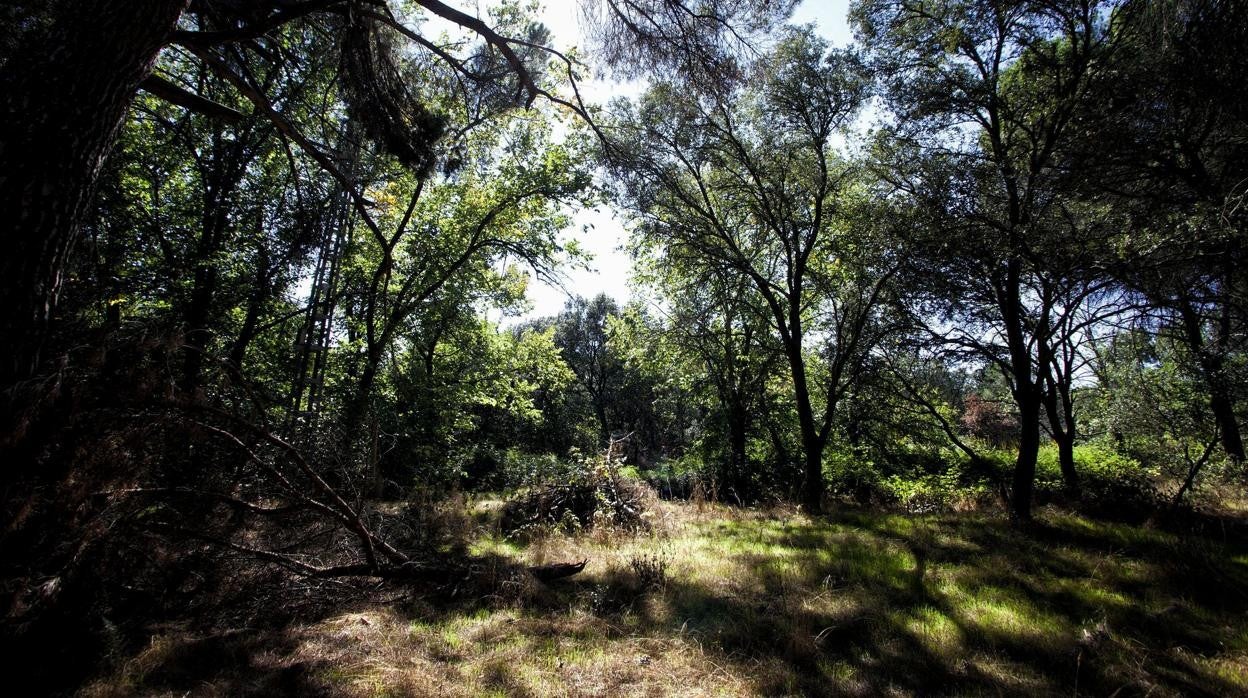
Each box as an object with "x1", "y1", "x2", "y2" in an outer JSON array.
[
  {"x1": 555, "y1": 294, "x2": 624, "y2": 446},
  {"x1": 0, "y1": 0, "x2": 189, "y2": 383},
  {"x1": 607, "y1": 30, "x2": 894, "y2": 511},
  {"x1": 1066, "y1": 0, "x2": 1248, "y2": 462},
  {"x1": 634, "y1": 263, "x2": 777, "y2": 496},
  {"x1": 0, "y1": 0, "x2": 796, "y2": 389},
  {"x1": 854, "y1": 0, "x2": 1117, "y2": 520}
]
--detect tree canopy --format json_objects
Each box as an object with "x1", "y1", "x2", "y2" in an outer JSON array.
[{"x1": 1, "y1": 1, "x2": 1246, "y2": 692}]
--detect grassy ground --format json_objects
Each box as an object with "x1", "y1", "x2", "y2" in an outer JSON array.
[{"x1": 84, "y1": 500, "x2": 1248, "y2": 697}]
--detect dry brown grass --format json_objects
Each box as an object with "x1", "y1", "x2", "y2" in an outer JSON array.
[{"x1": 81, "y1": 500, "x2": 1248, "y2": 697}]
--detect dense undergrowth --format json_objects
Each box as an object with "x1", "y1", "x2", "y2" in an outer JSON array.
[
  {"x1": 81, "y1": 498, "x2": 1248, "y2": 697},
  {"x1": 643, "y1": 442, "x2": 1228, "y2": 520}
]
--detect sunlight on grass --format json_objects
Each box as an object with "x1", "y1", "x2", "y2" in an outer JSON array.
[
  {"x1": 1203, "y1": 652, "x2": 1248, "y2": 686},
  {"x1": 82, "y1": 501, "x2": 1248, "y2": 697},
  {"x1": 900, "y1": 605, "x2": 964, "y2": 658},
  {"x1": 467, "y1": 534, "x2": 526, "y2": 558},
  {"x1": 960, "y1": 586, "x2": 1070, "y2": 645},
  {"x1": 1061, "y1": 579, "x2": 1133, "y2": 610}
]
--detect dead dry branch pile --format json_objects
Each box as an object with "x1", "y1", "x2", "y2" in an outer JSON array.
[{"x1": 500, "y1": 438, "x2": 654, "y2": 536}]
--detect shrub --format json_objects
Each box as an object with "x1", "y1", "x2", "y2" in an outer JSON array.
[
  {"x1": 825, "y1": 447, "x2": 1001, "y2": 511},
  {"x1": 960, "y1": 394, "x2": 1019, "y2": 447},
  {"x1": 499, "y1": 449, "x2": 654, "y2": 537},
  {"x1": 824, "y1": 449, "x2": 880, "y2": 504},
  {"x1": 492, "y1": 449, "x2": 569, "y2": 490},
  {"x1": 1035, "y1": 445, "x2": 1161, "y2": 519},
  {"x1": 629, "y1": 552, "x2": 668, "y2": 590},
  {"x1": 642, "y1": 454, "x2": 716, "y2": 501},
  {"x1": 877, "y1": 466, "x2": 997, "y2": 512}
]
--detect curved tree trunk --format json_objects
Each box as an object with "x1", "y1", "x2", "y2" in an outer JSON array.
[
  {"x1": 1056, "y1": 434, "x2": 1077, "y2": 492},
  {"x1": 1043, "y1": 380, "x2": 1080, "y2": 495},
  {"x1": 228, "y1": 256, "x2": 272, "y2": 371},
  {"x1": 0, "y1": 0, "x2": 188, "y2": 385},
  {"x1": 1209, "y1": 390, "x2": 1245, "y2": 462}
]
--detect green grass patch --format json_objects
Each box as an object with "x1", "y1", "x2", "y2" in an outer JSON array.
[{"x1": 84, "y1": 501, "x2": 1248, "y2": 697}]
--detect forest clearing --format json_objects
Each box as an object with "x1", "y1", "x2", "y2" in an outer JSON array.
[
  {"x1": 3, "y1": 0, "x2": 1247, "y2": 695},
  {"x1": 82, "y1": 497, "x2": 1248, "y2": 697}
]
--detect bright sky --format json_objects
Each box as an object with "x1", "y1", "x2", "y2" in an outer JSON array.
[{"x1": 514, "y1": 0, "x2": 854, "y2": 320}]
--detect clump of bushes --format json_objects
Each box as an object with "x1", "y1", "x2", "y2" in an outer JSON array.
[
  {"x1": 877, "y1": 470, "x2": 998, "y2": 513},
  {"x1": 644, "y1": 467, "x2": 716, "y2": 502},
  {"x1": 824, "y1": 447, "x2": 1002, "y2": 512},
  {"x1": 1035, "y1": 445, "x2": 1161, "y2": 519},
  {"x1": 643, "y1": 448, "x2": 797, "y2": 505},
  {"x1": 586, "y1": 550, "x2": 670, "y2": 616},
  {"x1": 825, "y1": 450, "x2": 889, "y2": 504},
  {"x1": 500, "y1": 447, "x2": 654, "y2": 537}
]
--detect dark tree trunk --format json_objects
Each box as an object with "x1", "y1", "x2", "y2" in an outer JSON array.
[
  {"x1": 354, "y1": 354, "x2": 382, "y2": 419},
  {"x1": 724, "y1": 400, "x2": 748, "y2": 498},
  {"x1": 800, "y1": 433, "x2": 824, "y2": 513},
  {"x1": 229, "y1": 262, "x2": 271, "y2": 371},
  {"x1": 340, "y1": 343, "x2": 385, "y2": 462},
  {"x1": 181, "y1": 250, "x2": 221, "y2": 394},
  {"x1": 1209, "y1": 389, "x2": 1245, "y2": 462},
  {"x1": 0, "y1": 0, "x2": 188, "y2": 384},
  {"x1": 1058, "y1": 385, "x2": 1079, "y2": 492},
  {"x1": 1056, "y1": 433, "x2": 1077, "y2": 491},
  {"x1": 766, "y1": 418, "x2": 791, "y2": 477},
  {"x1": 594, "y1": 399, "x2": 611, "y2": 447},
  {"x1": 1012, "y1": 391, "x2": 1042, "y2": 522},
  {"x1": 787, "y1": 343, "x2": 824, "y2": 514},
  {"x1": 1042, "y1": 380, "x2": 1080, "y2": 495},
  {"x1": 1177, "y1": 302, "x2": 1245, "y2": 462},
  {"x1": 183, "y1": 121, "x2": 258, "y2": 393},
  {"x1": 1001, "y1": 258, "x2": 1039, "y2": 522}
]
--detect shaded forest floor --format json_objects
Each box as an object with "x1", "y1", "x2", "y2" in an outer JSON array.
[{"x1": 82, "y1": 500, "x2": 1248, "y2": 697}]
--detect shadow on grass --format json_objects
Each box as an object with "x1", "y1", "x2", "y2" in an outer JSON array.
[
  {"x1": 95, "y1": 629, "x2": 331, "y2": 697},
  {"x1": 81, "y1": 507, "x2": 1248, "y2": 697},
  {"x1": 606, "y1": 509, "x2": 1248, "y2": 696}
]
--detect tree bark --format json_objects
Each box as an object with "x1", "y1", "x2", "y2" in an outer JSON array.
[
  {"x1": 594, "y1": 398, "x2": 611, "y2": 447},
  {"x1": 1056, "y1": 433, "x2": 1077, "y2": 492},
  {"x1": 1177, "y1": 301, "x2": 1245, "y2": 462},
  {"x1": 1012, "y1": 391, "x2": 1042, "y2": 522},
  {"x1": 1209, "y1": 389, "x2": 1245, "y2": 462},
  {"x1": 228, "y1": 260, "x2": 270, "y2": 371},
  {"x1": 181, "y1": 228, "x2": 223, "y2": 394},
  {"x1": 0, "y1": 0, "x2": 189, "y2": 384},
  {"x1": 1001, "y1": 258, "x2": 1040, "y2": 522},
  {"x1": 1042, "y1": 379, "x2": 1080, "y2": 495},
  {"x1": 787, "y1": 342, "x2": 825, "y2": 514},
  {"x1": 724, "y1": 400, "x2": 749, "y2": 498},
  {"x1": 182, "y1": 124, "x2": 257, "y2": 393},
  {"x1": 800, "y1": 431, "x2": 824, "y2": 513}
]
